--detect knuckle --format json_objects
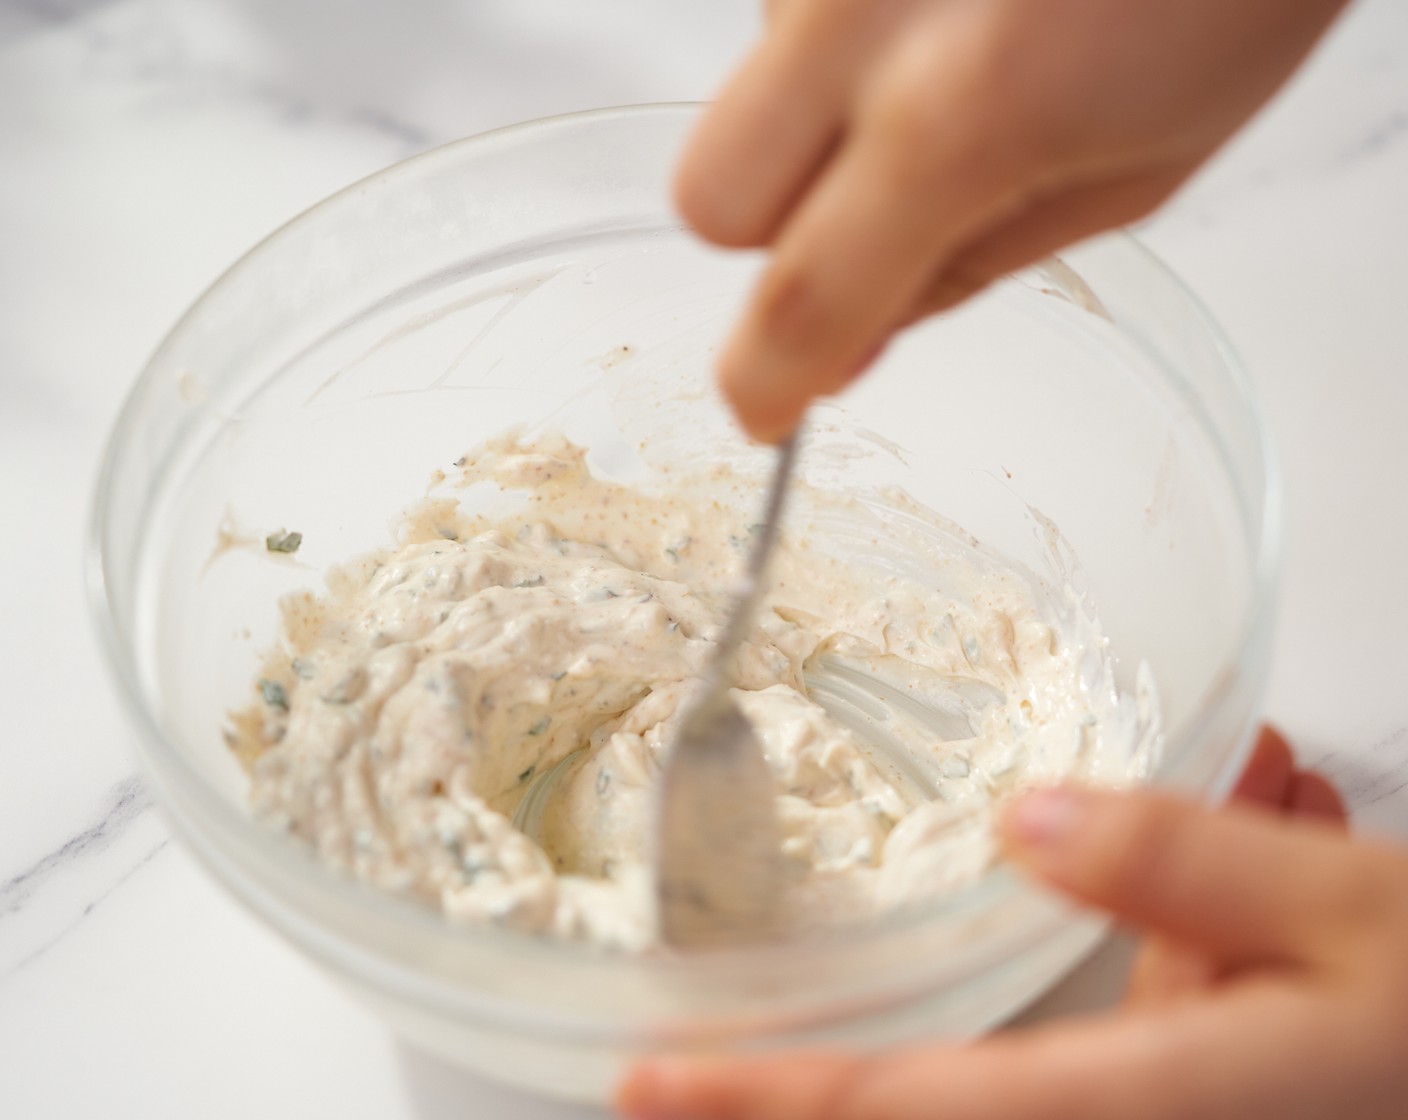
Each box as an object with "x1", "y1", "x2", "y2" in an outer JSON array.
[
  {"x1": 673, "y1": 161, "x2": 767, "y2": 249},
  {"x1": 784, "y1": 0, "x2": 879, "y2": 64},
  {"x1": 977, "y1": 5, "x2": 1089, "y2": 168},
  {"x1": 864, "y1": 62, "x2": 947, "y2": 184},
  {"x1": 1083, "y1": 796, "x2": 1180, "y2": 902},
  {"x1": 861, "y1": 22, "x2": 1044, "y2": 193},
  {"x1": 809, "y1": 0, "x2": 871, "y2": 29},
  {"x1": 752, "y1": 261, "x2": 838, "y2": 360}
]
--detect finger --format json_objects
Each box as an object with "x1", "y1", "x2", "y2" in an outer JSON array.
[
  {"x1": 718, "y1": 17, "x2": 1034, "y2": 441},
  {"x1": 1288, "y1": 771, "x2": 1349, "y2": 826},
  {"x1": 1231, "y1": 725, "x2": 1296, "y2": 809},
  {"x1": 1233, "y1": 724, "x2": 1347, "y2": 824},
  {"x1": 619, "y1": 983, "x2": 1333, "y2": 1120},
  {"x1": 999, "y1": 785, "x2": 1381, "y2": 965},
  {"x1": 903, "y1": 165, "x2": 1188, "y2": 322},
  {"x1": 717, "y1": 140, "x2": 999, "y2": 441},
  {"x1": 675, "y1": 1, "x2": 871, "y2": 248},
  {"x1": 1125, "y1": 728, "x2": 1344, "y2": 1007},
  {"x1": 1228, "y1": 724, "x2": 1347, "y2": 825}
]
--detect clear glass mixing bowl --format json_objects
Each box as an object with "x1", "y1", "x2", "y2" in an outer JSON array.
[{"x1": 89, "y1": 104, "x2": 1278, "y2": 1103}]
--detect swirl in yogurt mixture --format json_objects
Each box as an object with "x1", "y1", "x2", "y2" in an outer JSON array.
[{"x1": 228, "y1": 434, "x2": 1158, "y2": 950}]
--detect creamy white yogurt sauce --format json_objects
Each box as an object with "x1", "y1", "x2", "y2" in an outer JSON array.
[{"x1": 228, "y1": 433, "x2": 1158, "y2": 950}]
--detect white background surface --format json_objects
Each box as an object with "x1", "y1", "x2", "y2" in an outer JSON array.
[{"x1": 2, "y1": 1, "x2": 1407, "y2": 1116}]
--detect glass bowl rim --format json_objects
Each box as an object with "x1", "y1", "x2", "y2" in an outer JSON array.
[{"x1": 86, "y1": 102, "x2": 1281, "y2": 1005}]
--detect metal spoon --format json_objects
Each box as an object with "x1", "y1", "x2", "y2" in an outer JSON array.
[{"x1": 654, "y1": 431, "x2": 799, "y2": 948}]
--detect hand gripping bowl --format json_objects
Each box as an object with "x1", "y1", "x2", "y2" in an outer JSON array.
[{"x1": 89, "y1": 105, "x2": 1278, "y2": 1103}]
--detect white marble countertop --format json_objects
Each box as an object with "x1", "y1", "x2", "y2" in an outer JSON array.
[{"x1": 2, "y1": 1, "x2": 1406, "y2": 1116}]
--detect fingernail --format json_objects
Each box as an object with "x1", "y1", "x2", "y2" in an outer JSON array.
[{"x1": 1004, "y1": 787, "x2": 1085, "y2": 848}]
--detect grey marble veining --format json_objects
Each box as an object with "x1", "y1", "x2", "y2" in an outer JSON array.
[
  {"x1": 0, "y1": 776, "x2": 167, "y2": 983},
  {"x1": 1308, "y1": 728, "x2": 1408, "y2": 837},
  {"x1": 1, "y1": 777, "x2": 150, "y2": 919}
]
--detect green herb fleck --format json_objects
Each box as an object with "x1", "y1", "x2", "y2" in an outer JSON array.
[
  {"x1": 259, "y1": 678, "x2": 289, "y2": 711},
  {"x1": 550, "y1": 671, "x2": 567, "y2": 681},
  {"x1": 515, "y1": 575, "x2": 545, "y2": 588},
  {"x1": 518, "y1": 764, "x2": 536, "y2": 784},
  {"x1": 596, "y1": 769, "x2": 612, "y2": 797},
  {"x1": 528, "y1": 717, "x2": 550, "y2": 736},
  {"x1": 453, "y1": 455, "x2": 467, "y2": 468},
  {"x1": 265, "y1": 529, "x2": 302, "y2": 554}
]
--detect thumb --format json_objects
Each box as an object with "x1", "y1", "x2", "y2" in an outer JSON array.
[{"x1": 999, "y1": 784, "x2": 1374, "y2": 968}]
